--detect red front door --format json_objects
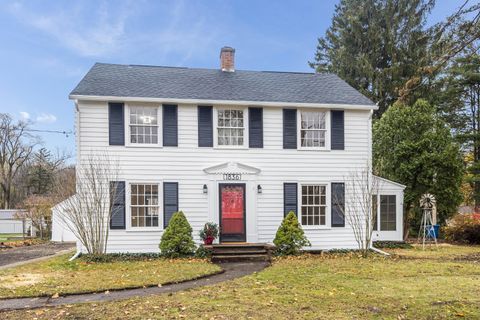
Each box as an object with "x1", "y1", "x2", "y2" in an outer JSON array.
[{"x1": 219, "y1": 184, "x2": 246, "y2": 242}]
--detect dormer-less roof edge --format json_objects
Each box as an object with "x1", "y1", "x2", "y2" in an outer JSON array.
[{"x1": 69, "y1": 95, "x2": 378, "y2": 111}]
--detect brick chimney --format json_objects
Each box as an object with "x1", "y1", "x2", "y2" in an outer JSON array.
[{"x1": 220, "y1": 46, "x2": 235, "y2": 72}]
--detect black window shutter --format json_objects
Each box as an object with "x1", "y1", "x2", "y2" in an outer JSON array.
[
  {"x1": 110, "y1": 181, "x2": 125, "y2": 229},
  {"x1": 283, "y1": 109, "x2": 297, "y2": 149},
  {"x1": 331, "y1": 110, "x2": 344, "y2": 150},
  {"x1": 163, "y1": 182, "x2": 179, "y2": 228},
  {"x1": 284, "y1": 183, "x2": 298, "y2": 217},
  {"x1": 163, "y1": 104, "x2": 178, "y2": 146},
  {"x1": 198, "y1": 106, "x2": 213, "y2": 147},
  {"x1": 108, "y1": 102, "x2": 125, "y2": 145},
  {"x1": 331, "y1": 182, "x2": 345, "y2": 227},
  {"x1": 249, "y1": 107, "x2": 263, "y2": 148}
]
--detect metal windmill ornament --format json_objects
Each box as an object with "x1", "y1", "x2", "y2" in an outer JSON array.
[{"x1": 418, "y1": 193, "x2": 438, "y2": 249}]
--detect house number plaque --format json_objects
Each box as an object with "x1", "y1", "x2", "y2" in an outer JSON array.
[{"x1": 223, "y1": 173, "x2": 242, "y2": 181}]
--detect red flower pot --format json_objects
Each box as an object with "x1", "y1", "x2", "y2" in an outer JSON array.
[{"x1": 204, "y1": 236, "x2": 214, "y2": 245}]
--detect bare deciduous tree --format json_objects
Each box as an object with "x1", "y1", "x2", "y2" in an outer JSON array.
[
  {"x1": 16, "y1": 194, "x2": 55, "y2": 239},
  {"x1": 0, "y1": 113, "x2": 38, "y2": 209},
  {"x1": 335, "y1": 166, "x2": 379, "y2": 257},
  {"x1": 55, "y1": 153, "x2": 119, "y2": 254}
]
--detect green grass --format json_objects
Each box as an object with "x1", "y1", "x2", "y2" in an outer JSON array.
[
  {"x1": 0, "y1": 253, "x2": 221, "y2": 299},
  {"x1": 1, "y1": 245, "x2": 480, "y2": 319},
  {"x1": 385, "y1": 243, "x2": 480, "y2": 259},
  {"x1": 0, "y1": 234, "x2": 23, "y2": 242}
]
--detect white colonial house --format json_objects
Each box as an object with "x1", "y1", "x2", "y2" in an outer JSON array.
[{"x1": 53, "y1": 47, "x2": 405, "y2": 253}]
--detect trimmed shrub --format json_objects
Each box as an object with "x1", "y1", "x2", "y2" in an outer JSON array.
[
  {"x1": 160, "y1": 211, "x2": 196, "y2": 258},
  {"x1": 443, "y1": 214, "x2": 480, "y2": 244},
  {"x1": 194, "y1": 245, "x2": 213, "y2": 259},
  {"x1": 273, "y1": 211, "x2": 311, "y2": 255}
]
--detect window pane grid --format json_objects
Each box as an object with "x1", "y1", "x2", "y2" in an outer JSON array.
[
  {"x1": 130, "y1": 107, "x2": 158, "y2": 144},
  {"x1": 217, "y1": 109, "x2": 245, "y2": 146},
  {"x1": 380, "y1": 195, "x2": 396, "y2": 231},
  {"x1": 301, "y1": 185, "x2": 326, "y2": 226},
  {"x1": 130, "y1": 184, "x2": 159, "y2": 227},
  {"x1": 300, "y1": 111, "x2": 326, "y2": 148}
]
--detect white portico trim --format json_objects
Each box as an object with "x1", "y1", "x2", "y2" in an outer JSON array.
[
  {"x1": 203, "y1": 161, "x2": 261, "y2": 176},
  {"x1": 203, "y1": 162, "x2": 261, "y2": 243}
]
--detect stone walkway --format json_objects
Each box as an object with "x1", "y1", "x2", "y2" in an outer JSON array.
[
  {"x1": 0, "y1": 242, "x2": 75, "y2": 268},
  {"x1": 0, "y1": 261, "x2": 269, "y2": 311}
]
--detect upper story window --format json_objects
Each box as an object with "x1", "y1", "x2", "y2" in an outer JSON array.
[
  {"x1": 129, "y1": 106, "x2": 159, "y2": 144},
  {"x1": 217, "y1": 109, "x2": 246, "y2": 147},
  {"x1": 130, "y1": 183, "x2": 159, "y2": 227},
  {"x1": 299, "y1": 111, "x2": 327, "y2": 148},
  {"x1": 301, "y1": 185, "x2": 327, "y2": 226}
]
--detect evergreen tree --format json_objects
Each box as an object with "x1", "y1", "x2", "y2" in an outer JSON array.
[
  {"x1": 437, "y1": 50, "x2": 480, "y2": 209},
  {"x1": 310, "y1": 0, "x2": 434, "y2": 116},
  {"x1": 273, "y1": 211, "x2": 310, "y2": 255},
  {"x1": 373, "y1": 99, "x2": 463, "y2": 234},
  {"x1": 159, "y1": 211, "x2": 195, "y2": 258},
  {"x1": 28, "y1": 148, "x2": 55, "y2": 195}
]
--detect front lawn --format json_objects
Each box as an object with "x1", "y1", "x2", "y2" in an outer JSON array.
[
  {"x1": 0, "y1": 234, "x2": 23, "y2": 242},
  {"x1": 385, "y1": 243, "x2": 480, "y2": 260},
  {"x1": 2, "y1": 244, "x2": 479, "y2": 319},
  {"x1": 0, "y1": 253, "x2": 221, "y2": 299}
]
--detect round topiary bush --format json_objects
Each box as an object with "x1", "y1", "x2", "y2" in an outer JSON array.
[
  {"x1": 273, "y1": 211, "x2": 311, "y2": 255},
  {"x1": 159, "y1": 211, "x2": 196, "y2": 258}
]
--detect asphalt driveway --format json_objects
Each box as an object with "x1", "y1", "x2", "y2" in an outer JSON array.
[{"x1": 0, "y1": 242, "x2": 75, "y2": 267}]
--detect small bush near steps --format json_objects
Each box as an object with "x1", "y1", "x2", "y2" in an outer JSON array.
[
  {"x1": 160, "y1": 211, "x2": 196, "y2": 258},
  {"x1": 273, "y1": 211, "x2": 311, "y2": 256},
  {"x1": 194, "y1": 245, "x2": 213, "y2": 258}
]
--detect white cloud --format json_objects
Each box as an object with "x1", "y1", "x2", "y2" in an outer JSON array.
[
  {"x1": 6, "y1": 1, "x2": 136, "y2": 57},
  {"x1": 19, "y1": 111, "x2": 30, "y2": 120},
  {"x1": 36, "y1": 113, "x2": 57, "y2": 124},
  {"x1": 4, "y1": 0, "x2": 224, "y2": 63}
]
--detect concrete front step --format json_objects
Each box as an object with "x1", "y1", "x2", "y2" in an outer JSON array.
[
  {"x1": 211, "y1": 254, "x2": 270, "y2": 263},
  {"x1": 212, "y1": 249, "x2": 268, "y2": 255},
  {"x1": 207, "y1": 243, "x2": 275, "y2": 263}
]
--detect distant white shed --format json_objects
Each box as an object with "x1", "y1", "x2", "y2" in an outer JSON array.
[{"x1": 0, "y1": 209, "x2": 31, "y2": 235}]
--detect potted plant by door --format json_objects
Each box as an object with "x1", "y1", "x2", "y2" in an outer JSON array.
[{"x1": 199, "y1": 222, "x2": 219, "y2": 245}]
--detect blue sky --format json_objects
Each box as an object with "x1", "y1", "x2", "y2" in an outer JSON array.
[{"x1": 0, "y1": 0, "x2": 465, "y2": 159}]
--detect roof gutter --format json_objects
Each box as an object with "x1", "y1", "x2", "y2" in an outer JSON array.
[{"x1": 69, "y1": 95, "x2": 378, "y2": 111}]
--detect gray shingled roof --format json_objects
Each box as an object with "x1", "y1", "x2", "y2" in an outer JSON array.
[{"x1": 70, "y1": 63, "x2": 375, "y2": 106}]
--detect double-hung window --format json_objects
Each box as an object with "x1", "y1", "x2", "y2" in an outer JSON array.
[
  {"x1": 301, "y1": 185, "x2": 327, "y2": 226},
  {"x1": 300, "y1": 111, "x2": 327, "y2": 148},
  {"x1": 129, "y1": 106, "x2": 159, "y2": 144},
  {"x1": 217, "y1": 109, "x2": 245, "y2": 146},
  {"x1": 130, "y1": 184, "x2": 159, "y2": 227}
]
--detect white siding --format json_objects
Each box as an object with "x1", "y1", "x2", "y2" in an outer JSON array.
[
  {"x1": 77, "y1": 100, "x2": 374, "y2": 252},
  {"x1": 372, "y1": 177, "x2": 405, "y2": 242}
]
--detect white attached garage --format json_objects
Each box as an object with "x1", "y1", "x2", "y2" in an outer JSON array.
[{"x1": 51, "y1": 197, "x2": 77, "y2": 242}]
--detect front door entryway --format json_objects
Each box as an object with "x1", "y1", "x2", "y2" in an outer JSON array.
[{"x1": 219, "y1": 183, "x2": 246, "y2": 242}]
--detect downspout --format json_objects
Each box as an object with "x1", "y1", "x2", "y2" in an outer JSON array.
[
  {"x1": 69, "y1": 250, "x2": 81, "y2": 261},
  {"x1": 370, "y1": 245, "x2": 390, "y2": 256},
  {"x1": 367, "y1": 107, "x2": 389, "y2": 257}
]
